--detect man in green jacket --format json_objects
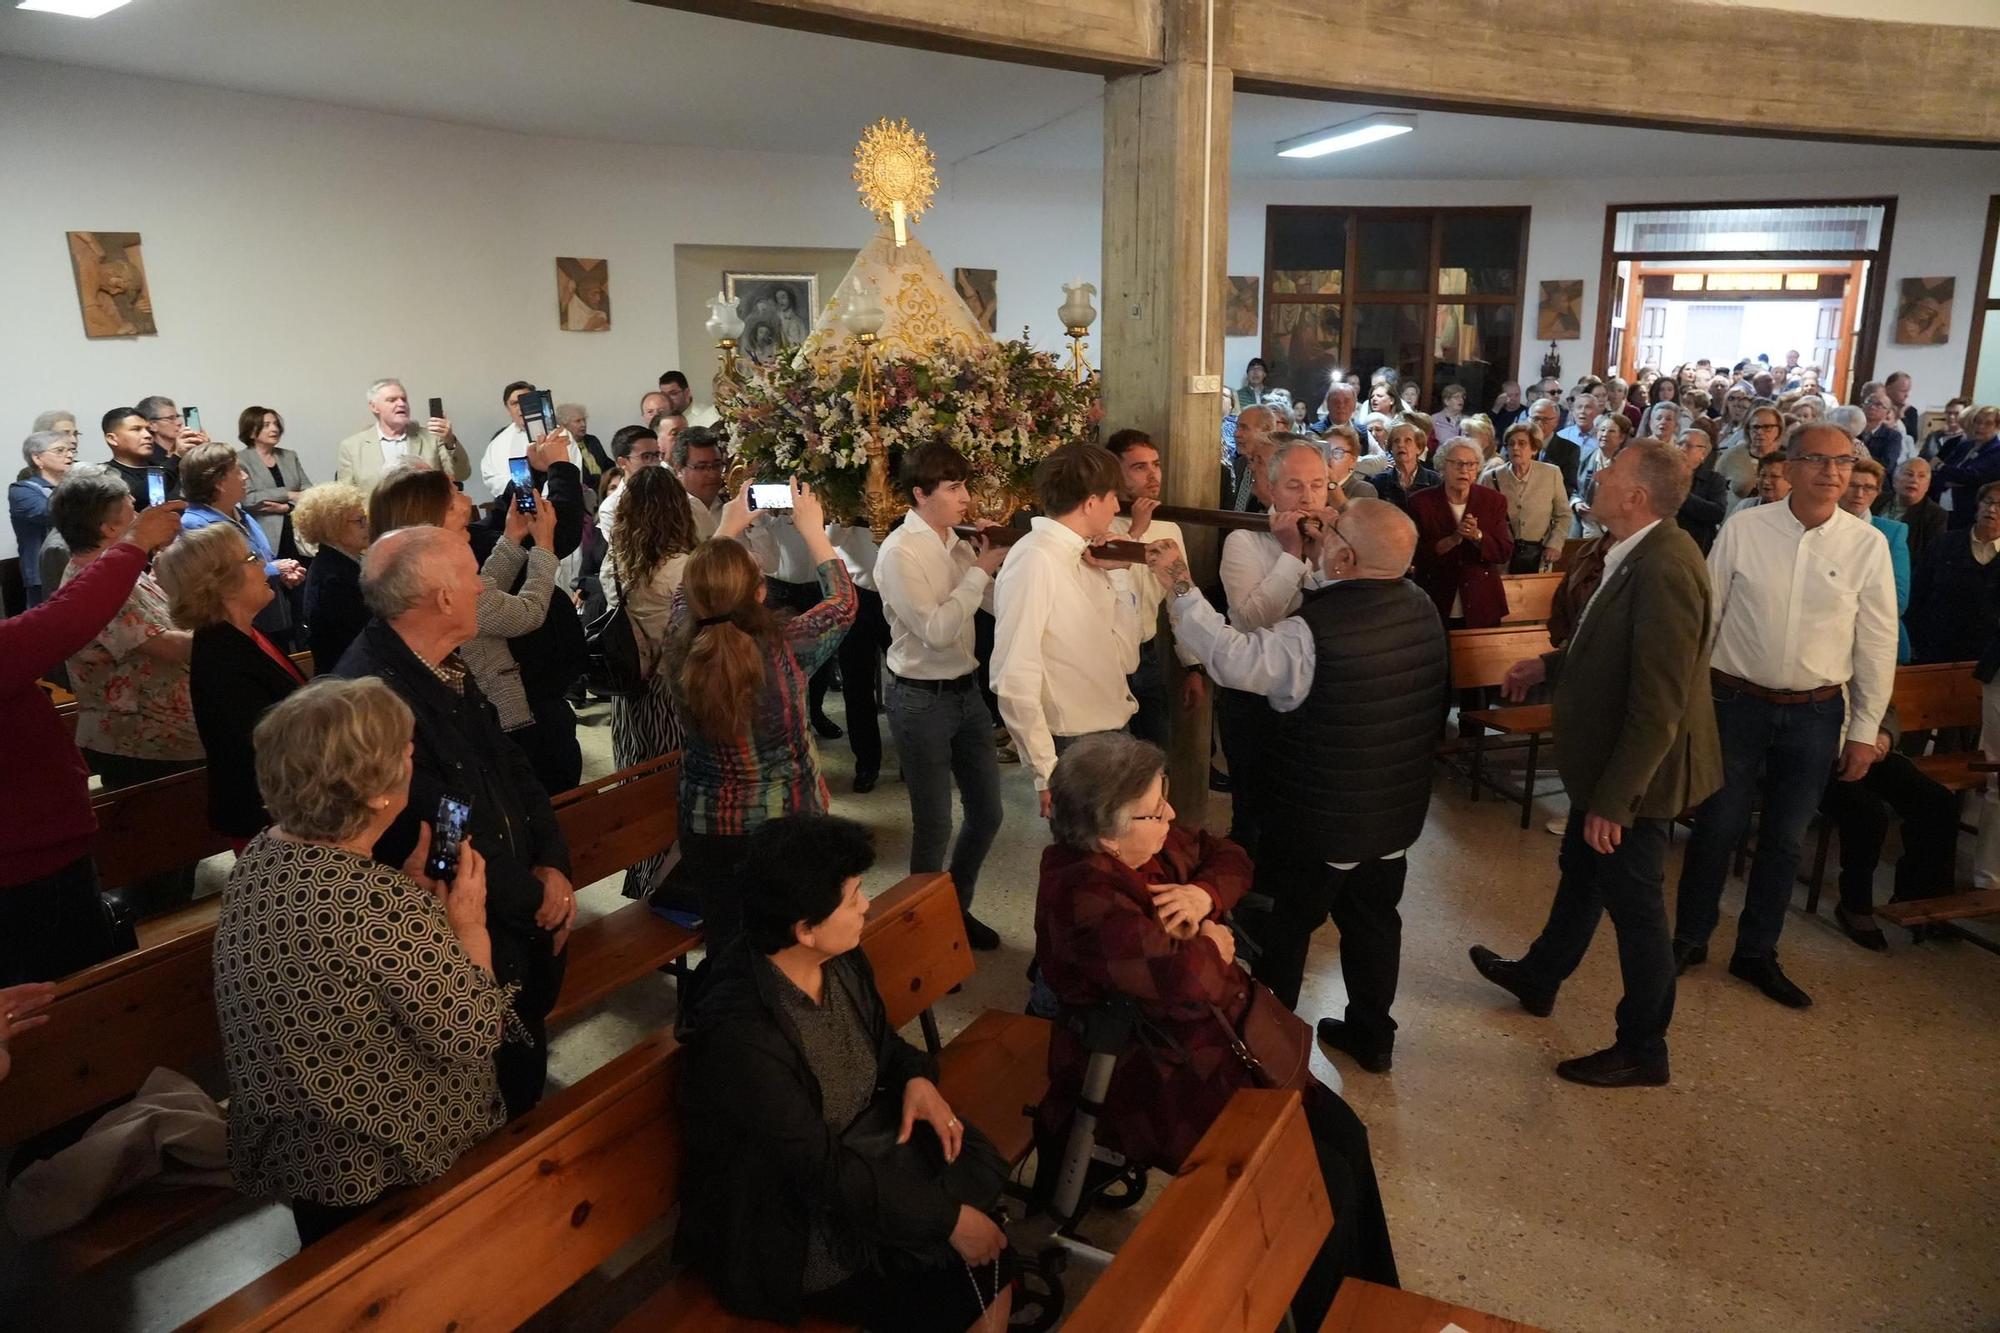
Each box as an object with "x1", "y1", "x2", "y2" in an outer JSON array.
[{"x1": 1468, "y1": 439, "x2": 1721, "y2": 1088}]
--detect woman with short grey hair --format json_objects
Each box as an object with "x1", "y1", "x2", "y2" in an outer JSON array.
[
  {"x1": 11, "y1": 429, "x2": 77, "y2": 607},
  {"x1": 215, "y1": 676, "x2": 518, "y2": 1248},
  {"x1": 1033, "y1": 732, "x2": 1399, "y2": 1325}
]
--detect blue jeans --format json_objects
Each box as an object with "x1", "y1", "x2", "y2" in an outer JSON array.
[
  {"x1": 1674, "y1": 685, "x2": 1845, "y2": 960},
  {"x1": 885, "y1": 676, "x2": 1004, "y2": 910},
  {"x1": 1522, "y1": 816, "x2": 1676, "y2": 1057}
]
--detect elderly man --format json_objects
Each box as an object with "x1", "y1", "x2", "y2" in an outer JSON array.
[
  {"x1": 1557, "y1": 391, "x2": 1603, "y2": 476},
  {"x1": 1310, "y1": 382, "x2": 1360, "y2": 438},
  {"x1": 639, "y1": 389, "x2": 671, "y2": 425},
  {"x1": 1673, "y1": 424, "x2": 1900, "y2": 1009},
  {"x1": 10, "y1": 431, "x2": 77, "y2": 607},
  {"x1": 1858, "y1": 387, "x2": 1911, "y2": 472},
  {"x1": 1469, "y1": 441, "x2": 1719, "y2": 1087},
  {"x1": 134, "y1": 395, "x2": 209, "y2": 464},
  {"x1": 1228, "y1": 404, "x2": 1283, "y2": 510},
  {"x1": 1146, "y1": 500, "x2": 1447, "y2": 1071},
  {"x1": 1676, "y1": 430, "x2": 1730, "y2": 554},
  {"x1": 334, "y1": 525, "x2": 574, "y2": 1117},
  {"x1": 1527, "y1": 398, "x2": 1580, "y2": 494},
  {"x1": 1881, "y1": 458, "x2": 1946, "y2": 556},
  {"x1": 673, "y1": 426, "x2": 729, "y2": 538},
  {"x1": 334, "y1": 378, "x2": 470, "y2": 489}
]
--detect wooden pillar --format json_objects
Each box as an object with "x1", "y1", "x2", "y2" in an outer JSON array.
[{"x1": 1100, "y1": 0, "x2": 1232, "y2": 823}]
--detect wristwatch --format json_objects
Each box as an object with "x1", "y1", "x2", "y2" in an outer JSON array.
[{"x1": 1171, "y1": 576, "x2": 1194, "y2": 598}]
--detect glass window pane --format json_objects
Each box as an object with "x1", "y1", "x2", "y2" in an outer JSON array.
[
  {"x1": 1356, "y1": 217, "x2": 1430, "y2": 292},
  {"x1": 1262, "y1": 303, "x2": 1344, "y2": 413},
  {"x1": 1975, "y1": 311, "x2": 2000, "y2": 404},
  {"x1": 1269, "y1": 212, "x2": 1345, "y2": 296},
  {"x1": 1439, "y1": 215, "x2": 1521, "y2": 295},
  {"x1": 1433, "y1": 304, "x2": 1517, "y2": 414},
  {"x1": 1351, "y1": 304, "x2": 1425, "y2": 390}
]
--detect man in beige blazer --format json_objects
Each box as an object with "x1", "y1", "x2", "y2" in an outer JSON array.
[
  {"x1": 333, "y1": 378, "x2": 471, "y2": 490},
  {"x1": 1469, "y1": 439, "x2": 1721, "y2": 1089}
]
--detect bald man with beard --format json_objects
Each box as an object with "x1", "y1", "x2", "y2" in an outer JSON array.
[{"x1": 1146, "y1": 500, "x2": 1450, "y2": 1072}]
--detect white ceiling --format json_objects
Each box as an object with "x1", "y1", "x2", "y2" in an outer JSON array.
[{"x1": 2, "y1": 0, "x2": 1994, "y2": 180}]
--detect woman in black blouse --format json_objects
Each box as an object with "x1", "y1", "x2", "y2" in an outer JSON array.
[
  {"x1": 291, "y1": 482, "x2": 371, "y2": 674},
  {"x1": 155, "y1": 523, "x2": 305, "y2": 843},
  {"x1": 213, "y1": 678, "x2": 517, "y2": 1246}
]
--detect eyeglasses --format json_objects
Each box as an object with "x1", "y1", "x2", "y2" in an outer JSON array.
[
  {"x1": 148, "y1": 414, "x2": 183, "y2": 427},
  {"x1": 43, "y1": 445, "x2": 78, "y2": 458},
  {"x1": 636, "y1": 450, "x2": 664, "y2": 464},
  {"x1": 1130, "y1": 778, "x2": 1173, "y2": 823},
  {"x1": 684, "y1": 460, "x2": 724, "y2": 472},
  {"x1": 1749, "y1": 423, "x2": 1781, "y2": 433},
  {"x1": 1795, "y1": 454, "x2": 1860, "y2": 470}
]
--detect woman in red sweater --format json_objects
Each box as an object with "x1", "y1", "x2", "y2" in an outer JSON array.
[{"x1": 0, "y1": 499, "x2": 186, "y2": 985}]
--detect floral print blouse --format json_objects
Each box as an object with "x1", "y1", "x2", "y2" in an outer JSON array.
[{"x1": 60, "y1": 555, "x2": 202, "y2": 761}]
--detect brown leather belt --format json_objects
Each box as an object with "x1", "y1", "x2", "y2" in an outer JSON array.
[{"x1": 1711, "y1": 669, "x2": 1843, "y2": 705}]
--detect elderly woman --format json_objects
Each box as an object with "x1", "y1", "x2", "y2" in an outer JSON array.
[
  {"x1": 1572, "y1": 410, "x2": 1636, "y2": 539},
  {"x1": 1882, "y1": 458, "x2": 1946, "y2": 556},
  {"x1": 214, "y1": 677, "x2": 516, "y2": 1246},
  {"x1": 1933, "y1": 404, "x2": 2000, "y2": 526},
  {"x1": 154, "y1": 523, "x2": 306, "y2": 843},
  {"x1": 1033, "y1": 733, "x2": 1398, "y2": 1326},
  {"x1": 1713, "y1": 404, "x2": 1785, "y2": 499},
  {"x1": 1840, "y1": 458, "x2": 1911, "y2": 663},
  {"x1": 604, "y1": 465, "x2": 701, "y2": 897},
  {"x1": 1675, "y1": 430, "x2": 1731, "y2": 555},
  {"x1": 10, "y1": 429, "x2": 77, "y2": 608},
  {"x1": 1431, "y1": 383, "x2": 1467, "y2": 442},
  {"x1": 177, "y1": 442, "x2": 302, "y2": 649},
  {"x1": 51, "y1": 468, "x2": 202, "y2": 788},
  {"x1": 1409, "y1": 438, "x2": 1513, "y2": 626},
  {"x1": 1479, "y1": 421, "x2": 1568, "y2": 573},
  {"x1": 1373, "y1": 418, "x2": 1440, "y2": 512},
  {"x1": 679, "y1": 815, "x2": 1012, "y2": 1332},
  {"x1": 236, "y1": 405, "x2": 311, "y2": 555},
  {"x1": 293, "y1": 482, "x2": 372, "y2": 672}
]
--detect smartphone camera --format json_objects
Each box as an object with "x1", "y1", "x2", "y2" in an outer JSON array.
[
  {"x1": 146, "y1": 468, "x2": 167, "y2": 508},
  {"x1": 426, "y1": 795, "x2": 472, "y2": 881},
  {"x1": 746, "y1": 481, "x2": 793, "y2": 512},
  {"x1": 428, "y1": 396, "x2": 445, "y2": 422},
  {"x1": 508, "y1": 457, "x2": 537, "y2": 514}
]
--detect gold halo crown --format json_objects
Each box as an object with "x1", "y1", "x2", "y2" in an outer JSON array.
[{"x1": 853, "y1": 118, "x2": 938, "y2": 228}]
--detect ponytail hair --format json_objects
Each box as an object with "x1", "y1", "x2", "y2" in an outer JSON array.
[{"x1": 670, "y1": 538, "x2": 779, "y2": 741}]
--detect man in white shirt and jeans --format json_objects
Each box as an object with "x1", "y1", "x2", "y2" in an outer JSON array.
[
  {"x1": 992, "y1": 445, "x2": 1145, "y2": 818},
  {"x1": 875, "y1": 443, "x2": 1011, "y2": 948},
  {"x1": 1673, "y1": 423, "x2": 1900, "y2": 1009},
  {"x1": 1105, "y1": 429, "x2": 1206, "y2": 747}
]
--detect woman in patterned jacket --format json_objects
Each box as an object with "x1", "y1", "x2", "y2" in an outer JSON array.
[{"x1": 212, "y1": 678, "x2": 520, "y2": 1246}]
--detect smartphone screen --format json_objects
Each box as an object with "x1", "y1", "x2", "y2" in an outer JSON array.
[
  {"x1": 747, "y1": 482, "x2": 793, "y2": 512},
  {"x1": 520, "y1": 389, "x2": 555, "y2": 442},
  {"x1": 428, "y1": 396, "x2": 445, "y2": 422},
  {"x1": 508, "y1": 456, "x2": 537, "y2": 513},
  {"x1": 183, "y1": 406, "x2": 201, "y2": 434},
  {"x1": 146, "y1": 468, "x2": 166, "y2": 507},
  {"x1": 425, "y1": 794, "x2": 472, "y2": 881}
]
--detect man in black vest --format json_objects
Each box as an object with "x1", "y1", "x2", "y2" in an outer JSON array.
[{"x1": 1146, "y1": 500, "x2": 1449, "y2": 1074}]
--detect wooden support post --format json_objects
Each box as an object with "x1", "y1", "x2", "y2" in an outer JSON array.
[{"x1": 1100, "y1": 0, "x2": 1232, "y2": 824}]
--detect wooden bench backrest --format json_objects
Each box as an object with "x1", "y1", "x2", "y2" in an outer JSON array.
[
  {"x1": 1450, "y1": 625, "x2": 1555, "y2": 691},
  {"x1": 0, "y1": 928, "x2": 219, "y2": 1143},
  {"x1": 177, "y1": 870, "x2": 966, "y2": 1333},
  {"x1": 1890, "y1": 661, "x2": 1981, "y2": 734},
  {"x1": 551, "y1": 751, "x2": 680, "y2": 889},
  {"x1": 1063, "y1": 1089, "x2": 1331, "y2": 1333},
  {"x1": 1500, "y1": 572, "x2": 1562, "y2": 624},
  {"x1": 91, "y1": 767, "x2": 233, "y2": 890},
  {"x1": 859, "y1": 871, "x2": 969, "y2": 1030}
]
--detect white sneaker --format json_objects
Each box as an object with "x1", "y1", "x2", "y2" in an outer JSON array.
[{"x1": 1545, "y1": 815, "x2": 1568, "y2": 835}]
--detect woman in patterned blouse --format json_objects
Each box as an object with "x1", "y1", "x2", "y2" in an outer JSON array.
[
  {"x1": 213, "y1": 677, "x2": 518, "y2": 1247},
  {"x1": 664, "y1": 478, "x2": 857, "y2": 943}
]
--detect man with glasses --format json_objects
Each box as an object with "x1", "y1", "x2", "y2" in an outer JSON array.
[
  {"x1": 1858, "y1": 390, "x2": 1912, "y2": 472},
  {"x1": 10, "y1": 431, "x2": 78, "y2": 607},
  {"x1": 672, "y1": 426, "x2": 728, "y2": 539},
  {"x1": 1672, "y1": 424, "x2": 1899, "y2": 1009},
  {"x1": 1146, "y1": 500, "x2": 1449, "y2": 1072},
  {"x1": 134, "y1": 395, "x2": 208, "y2": 465},
  {"x1": 1527, "y1": 398, "x2": 1581, "y2": 495},
  {"x1": 1714, "y1": 407, "x2": 1785, "y2": 500},
  {"x1": 334, "y1": 378, "x2": 468, "y2": 490}
]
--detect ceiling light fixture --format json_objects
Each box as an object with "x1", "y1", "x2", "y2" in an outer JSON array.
[
  {"x1": 1276, "y1": 112, "x2": 1417, "y2": 159},
  {"x1": 16, "y1": 0, "x2": 134, "y2": 16}
]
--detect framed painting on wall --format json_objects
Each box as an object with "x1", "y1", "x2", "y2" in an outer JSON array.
[
  {"x1": 1537, "y1": 279, "x2": 1584, "y2": 341},
  {"x1": 67, "y1": 231, "x2": 156, "y2": 338},
  {"x1": 725, "y1": 272, "x2": 819, "y2": 365},
  {"x1": 557, "y1": 257, "x2": 611, "y2": 331},
  {"x1": 1894, "y1": 277, "x2": 1953, "y2": 345}
]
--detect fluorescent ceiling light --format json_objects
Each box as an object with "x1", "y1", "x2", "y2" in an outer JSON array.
[
  {"x1": 16, "y1": 0, "x2": 134, "y2": 15},
  {"x1": 1277, "y1": 113, "x2": 1417, "y2": 159}
]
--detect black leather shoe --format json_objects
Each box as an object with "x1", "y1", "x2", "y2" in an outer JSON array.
[
  {"x1": 1833, "y1": 905, "x2": 1889, "y2": 952},
  {"x1": 961, "y1": 913, "x2": 1001, "y2": 951},
  {"x1": 1672, "y1": 939, "x2": 1707, "y2": 974},
  {"x1": 1555, "y1": 1045, "x2": 1669, "y2": 1088},
  {"x1": 1315, "y1": 1018, "x2": 1392, "y2": 1073},
  {"x1": 852, "y1": 771, "x2": 878, "y2": 794},
  {"x1": 1467, "y1": 945, "x2": 1554, "y2": 1017},
  {"x1": 1729, "y1": 955, "x2": 1813, "y2": 1008},
  {"x1": 811, "y1": 713, "x2": 844, "y2": 740}
]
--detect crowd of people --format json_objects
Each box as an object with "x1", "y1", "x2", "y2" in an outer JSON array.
[{"x1": 2, "y1": 348, "x2": 1994, "y2": 1331}]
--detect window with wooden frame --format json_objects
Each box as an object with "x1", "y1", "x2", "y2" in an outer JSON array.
[
  {"x1": 1965, "y1": 195, "x2": 2000, "y2": 403},
  {"x1": 1261, "y1": 206, "x2": 1530, "y2": 418}
]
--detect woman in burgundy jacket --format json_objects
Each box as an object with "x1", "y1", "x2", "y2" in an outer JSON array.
[
  {"x1": 1408, "y1": 439, "x2": 1515, "y2": 627},
  {"x1": 0, "y1": 499, "x2": 186, "y2": 985},
  {"x1": 1033, "y1": 732, "x2": 1398, "y2": 1325}
]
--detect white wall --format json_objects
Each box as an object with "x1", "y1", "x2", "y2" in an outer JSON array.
[
  {"x1": 1224, "y1": 172, "x2": 1992, "y2": 409},
  {"x1": 0, "y1": 55, "x2": 1100, "y2": 559}
]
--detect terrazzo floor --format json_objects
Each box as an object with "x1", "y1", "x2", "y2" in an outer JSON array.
[{"x1": 8, "y1": 692, "x2": 1997, "y2": 1332}]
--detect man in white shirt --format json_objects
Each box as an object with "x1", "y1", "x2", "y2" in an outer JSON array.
[
  {"x1": 1105, "y1": 429, "x2": 1206, "y2": 747},
  {"x1": 594, "y1": 424, "x2": 664, "y2": 546},
  {"x1": 672, "y1": 426, "x2": 727, "y2": 540},
  {"x1": 659, "y1": 370, "x2": 720, "y2": 429},
  {"x1": 1673, "y1": 424, "x2": 1900, "y2": 1009},
  {"x1": 1143, "y1": 499, "x2": 1448, "y2": 1069},
  {"x1": 876, "y1": 443, "x2": 1012, "y2": 948},
  {"x1": 333, "y1": 378, "x2": 469, "y2": 490},
  {"x1": 992, "y1": 445, "x2": 1146, "y2": 816},
  {"x1": 481, "y1": 381, "x2": 540, "y2": 496}
]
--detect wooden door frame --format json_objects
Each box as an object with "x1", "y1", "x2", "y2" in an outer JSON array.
[
  {"x1": 1964, "y1": 194, "x2": 2000, "y2": 398},
  {"x1": 1594, "y1": 197, "x2": 1898, "y2": 396}
]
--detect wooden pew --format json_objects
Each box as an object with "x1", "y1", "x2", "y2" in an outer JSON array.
[
  {"x1": 1062, "y1": 1089, "x2": 1329, "y2": 1333},
  {"x1": 1499, "y1": 571, "x2": 1561, "y2": 625},
  {"x1": 91, "y1": 767, "x2": 233, "y2": 891},
  {"x1": 1876, "y1": 889, "x2": 2000, "y2": 927},
  {"x1": 178, "y1": 870, "x2": 1048, "y2": 1333},
  {"x1": 1450, "y1": 625, "x2": 1557, "y2": 829},
  {"x1": 1320, "y1": 1280, "x2": 1549, "y2": 1332},
  {"x1": 2, "y1": 755, "x2": 694, "y2": 1278}
]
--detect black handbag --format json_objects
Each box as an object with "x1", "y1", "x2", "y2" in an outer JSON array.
[
  {"x1": 582, "y1": 572, "x2": 648, "y2": 698},
  {"x1": 838, "y1": 1094, "x2": 1009, "y2": 1273}
]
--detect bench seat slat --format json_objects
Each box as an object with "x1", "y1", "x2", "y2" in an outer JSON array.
[
  {"x1": 1876, "y1": 889, "x2": 2000, "y2": 925},
  {"x1": 1320, "y1": 1278, "x2": 1549, "y2": 1332}
]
